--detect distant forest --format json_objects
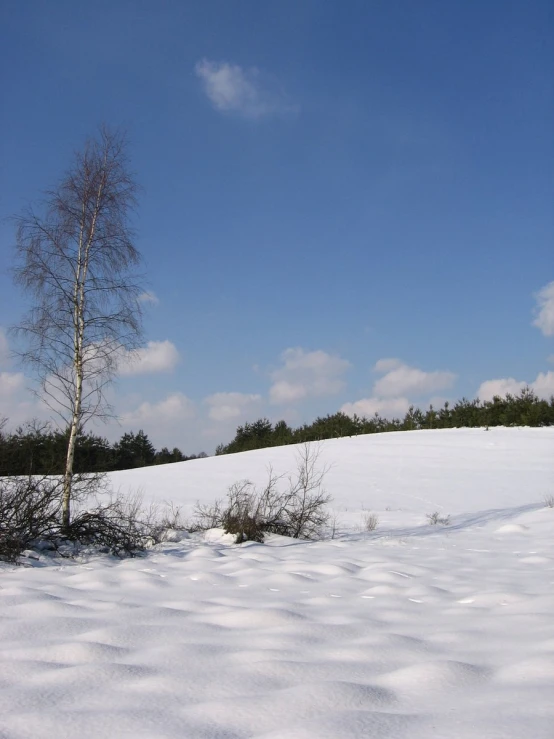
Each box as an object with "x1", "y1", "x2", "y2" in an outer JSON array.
[
  {"x1": 1, "y1": 388, "x2": 551, "y2": 474},
  {"x1": 0, "y1": 423, "x2": 206, "y2": 476},
  {"x1": 215, "y1": 388, "x2": 553, "y2": 455}
]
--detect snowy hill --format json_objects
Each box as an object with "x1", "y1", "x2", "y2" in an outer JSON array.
[
  {"x1": 1, "y1": 427, "x2": 553, "y2": 739},
  {"x1": 109, "y1": 426, "x2": 552, "y2": 526}
]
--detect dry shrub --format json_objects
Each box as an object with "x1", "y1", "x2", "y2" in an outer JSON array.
[
  {"x1": 194, "y1": 443, "x2": 332, "y2": 543},
  {"x1": 363, "y1": 511, "x2": 379, "y2": 532},
  {"x1": 0, "y1": 475, "x2": 62, "y2": 562},
  {"x1": 0, "y1": 475, "x2": 187, "y2": 562},
  {"x1": 426, "y1": 511, "x2": 450, "y2": 526}
]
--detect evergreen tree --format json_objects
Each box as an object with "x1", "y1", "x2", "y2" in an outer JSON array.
[{"x1": 113, "y1": 430, "x2": 156, "y2": 469}]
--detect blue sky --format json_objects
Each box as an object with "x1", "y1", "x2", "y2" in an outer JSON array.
[{"x1": 0, "y1": 0, "x2": 552, "y2": 452}]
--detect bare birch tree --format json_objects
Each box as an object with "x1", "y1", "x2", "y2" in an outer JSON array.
[{"x1": 12, "y1": 126, "x2": 144, "y2": 529}]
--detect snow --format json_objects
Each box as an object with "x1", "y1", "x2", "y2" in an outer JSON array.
[{"x1": 1, "y1": 427, "x2": 553, "y2": 738}]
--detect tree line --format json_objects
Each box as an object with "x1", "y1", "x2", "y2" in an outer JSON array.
[
  {"x1": 2, "y1": 387, "x2": 551, "y2": 473},
  {"x1": 215, "y1": 388, "x2": 554, "y2": 455},
  {"x1": 0, "y1": 420, "x2": 206, "y2": 476}
]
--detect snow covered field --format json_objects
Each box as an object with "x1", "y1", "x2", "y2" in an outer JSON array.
[{"x1": 1, "y1": 428, "x2": 553, "y2": 738}]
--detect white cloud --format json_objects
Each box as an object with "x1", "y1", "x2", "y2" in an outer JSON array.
[
  {"x1": 373, "y1": 357, "x2": 402, "y2": 373},
  {"x1": 269, "y1": 380, "x2": 308, "y2": 405},
  {"x1": 341, "y1": 396, "x2": 411, "y2": 419},
  {"x1": 0, "y1": 371, "x2": 25, "y2": 397},
  {"x1": 138, "y1": 291, "x2": 159, "y2": 305},
  {"x1": 341, "y1": 359, "x2": 456, "y2": 420},
  {"x1": 118, "y1": 341, "x2": 179, "y2": 376},
  {"x1": 121, "y1": 393, "x2": 195, "y2": 427},
  {"x1": 476, "y1": 378, "x2": 526, "y2": 401},
  {"x1": 477, "y1": 371, "x2": 554, "y2": 401},
  {"x1": 0, "y1": 329, "x2": 51, "y2": 426},
  {"x1": 204, "y1": 392, "x2": 262, "y2": 422},
  {"x1": 532, "y1": 371, "x2": 554, "y2": 397},
  {"x1": 0, "y1": 373, "x2": 45, "y2": 429},
  {"x1": 269, "y1": 348, "x2": 351, "y2": 405},
  {"x1": 373, "y1": 362, "x2": 456, "y2": 398},
  {"x1": 195, "y1": 59, "x2": 294, "y2": 120},
  {"x1": 0, "y1": 331, "x2": 27, "y2": 415},
  {"x1": 533, "y1": 281, "x2": 554, "y2": 336}
]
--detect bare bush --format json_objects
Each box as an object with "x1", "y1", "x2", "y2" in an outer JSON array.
[
  {"x1": 194, "y1": 497, "x2": 226, "y2": 531},
  {"x1": 0, "y1": 476, "x2": 186, "y2": 562},
  {"x1": 194, "y1": 443, "x2": 332, "y2": 543},
  {"x1": 328, "y1": 512, "x2": 339, "y2": 539},
  {"x1": 426, "y1": 511, "x2": 450, "y2": 526},
  {"x1": 284, "y1": 445, "x2": 332, "y2": 539},
  {"x1": 0, "y1": 476, "x2": 63, "y2": 562},
  {"x1": 68, "y1": 492, "x2": 193, "y2": 553},
  {"x1": 544, "y1": 494, "x2": 554, "y2": 509},
  {"x1": 65, "y1": 491, "x2": 151, "y2": 556},
  {"x1": 194, "y1": 471, "x2": 288, "y2": 543},
  {"x1": 363, "y1": 511, "x2": 379, "y2": 532},
  {"x1": 222, "y1": 480, "x2": 266, "y2": 543},
  {"x1": 147, "y1": 501, "x2": 188, "y2": 543}
]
